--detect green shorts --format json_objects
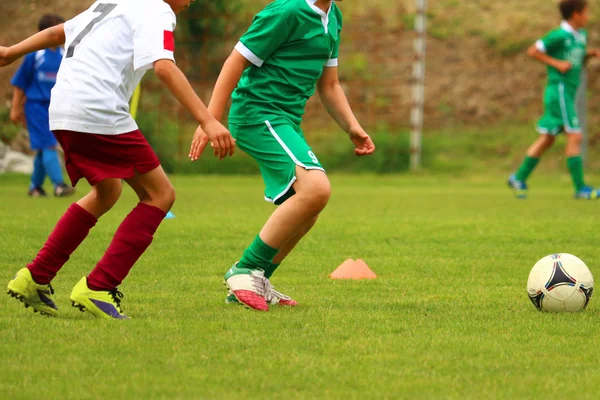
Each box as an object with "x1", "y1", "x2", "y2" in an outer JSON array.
[
  {"x1": 536, "y1": 82, "x2": 581, "y2": 135},
  {"x1": 230, "y1": 119, "x2": 325, "y2": 205}
]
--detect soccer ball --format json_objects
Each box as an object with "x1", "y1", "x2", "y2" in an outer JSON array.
[{"x1": 527, "y1": 253, "x2": 594, "y2": 312}]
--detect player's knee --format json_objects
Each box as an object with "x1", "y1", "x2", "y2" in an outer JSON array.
[
  {"x1": 155, "y1": 183, "x2": 176, "y2": 211},
  {"x1": 568, "y1": 134, "x2": 583, "y2": 146},
  {"x1": 93, "y1": 182, "x2": 122, "y2": 210},
  {"x1": 164, "y1": 185, "x2": 176, "y2": 209},
  {"x1": 543, "y1": 136, "x2": 556, "y2": 148},
  {"x1": 308, "y1": 177, "x2": 331, "y2": 210}
]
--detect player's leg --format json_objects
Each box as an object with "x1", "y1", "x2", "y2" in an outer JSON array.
[
  {"x1": 71, "y1": 166, "x2": 174, "y2": 319},
  {"x1": 25, "y1": 103, "x2": 51, "y2": 197},
  {"x1": 558, "y1": 83, "x2": 597, "y2": 199},
  {"x1": 7, "y1": 178, "x2": 121, "y2": 316},
  {"x1": 227, "y1": 216, "x2": 319, "y2": 307},
  {"x1": 509, "y1": 85, "x2": 562, "y2": 198},
  {"x1": 526, "y1": 134, "x2": 556, "y2": 158},
  {"x1": 266, "y1": 216, "x2": 319, "y2": 278},
  {"x1": 41, "y1": 147, "x2": 74, "y2": 197},
  {"x1": 227, "y1": 168, "x2": 330, "y2": 310},
  {"x1": 566, "y1": 132, "x2": 597, "y2": 199},
  {"x1": 225, "y1": 122, "x2": 330, "y2": 310},
  {"x1": 509, "y1": 134, "x2": 556, "y2": 198},
  {"x1": 566, "y1": 132, "x2": 585, "y2": 192},
  {"x1": 28, "y1": 151, "x2": 48, "y2": 197}
]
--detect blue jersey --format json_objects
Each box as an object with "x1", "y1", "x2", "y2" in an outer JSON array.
[{"x1": 11, "y1": 48, "x2": 64, "y2": 102}]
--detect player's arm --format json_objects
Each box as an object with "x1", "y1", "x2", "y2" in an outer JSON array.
[
  {"x1": 189, "y1": 50, "x2": 248, "y2": 161},
  {"x1": 527, "y1": 44, "x2": 571, "y2": 73},
  {"x1": 154, "y1": 59, "x2": 235, "y2": 160},
  {"x1": 208, "y1": 50, "x2": 251, "y2": 121},
  {"x1": 585, "y1": 48, "x2": 600, "y2": 62},
  {"x1": 0, "y1": 24, "x2": 65, "y2": 67},
  {"x1": 528, "y1": 33, "x2": 572, "y2": 74},
  {"x1": 10, "y1": 88, "x2": 26, "y2": 127},
  {"x1": 317, "y1": 66, "x2": 375, "y2": 156}
]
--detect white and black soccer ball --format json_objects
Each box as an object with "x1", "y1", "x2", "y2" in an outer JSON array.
[{"x1": 527, "y1": 253, "x2": 594, "y2": 312}]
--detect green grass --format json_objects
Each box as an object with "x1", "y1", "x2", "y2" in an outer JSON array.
[{"x1": 1, "y1": 172, "x2": 600, "y2": 399}]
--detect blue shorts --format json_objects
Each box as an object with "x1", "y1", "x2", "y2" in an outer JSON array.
[{"x1": 25, "y1": 101, "x2": 57, "y2": 150}]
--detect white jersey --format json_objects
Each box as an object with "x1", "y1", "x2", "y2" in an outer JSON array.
[{"x1": 49, "y1": 0, "x2": 176, "y2": 135}]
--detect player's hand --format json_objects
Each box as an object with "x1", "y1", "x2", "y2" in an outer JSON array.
[
  {"x1": 0, "y1": 46, "x2": 17, "y2": 67},
  {"x1": 555, "y1": 60, "x2": 572, "y2": 74},
  {"x1": 348, "y1": 126, "x2": 375, "y2": 156},
  {"x1": 10, "y1": 107, "x2": 25, "y2": 127},
  {"x1": 188, "y1": 126, "x2": 210, "y2": 162},
  {"x1": 589, "y1": 48, "x2": 600, "y2": 58},
  {"x1": 201, "y1": 118, "x2": 236, "y2": 160}
]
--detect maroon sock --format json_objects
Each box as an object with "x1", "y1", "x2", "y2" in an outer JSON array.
[
  {"x1": 87, "y1": 203, "x2": 166, "y2": 291},
  {"x1": 28, "y1": 203, "x2": 98, "y2": 284}
]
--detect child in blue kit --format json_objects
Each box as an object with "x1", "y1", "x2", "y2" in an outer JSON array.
[{"x1": 11, "y1": 14, "x2": 74, "y2": 197}]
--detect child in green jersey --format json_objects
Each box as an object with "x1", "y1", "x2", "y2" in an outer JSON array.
[
  {"x1": 509, "y1": 0, "x2": 600, "y2": 199},
  {"x1": 189, "y1": 0, "x2": 375, "y2": 311}
]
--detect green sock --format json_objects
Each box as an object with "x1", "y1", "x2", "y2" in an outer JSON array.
[
  {"x1": 567, "y1": 156, "x2": 586, "y2": 191},
  {"x1": 264, "y1": 263, "x2": 281, "y2": 279},
  {"x1": 515, "y1": 156, "x2": 540, "y2": 181},
  {"x1": 238, "y1": 235, "x2": 279, "y2": 271}
]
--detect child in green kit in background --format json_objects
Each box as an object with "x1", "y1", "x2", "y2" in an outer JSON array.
[{"x1": 509, "y1": 0, "x2": 600, "y2": 199}]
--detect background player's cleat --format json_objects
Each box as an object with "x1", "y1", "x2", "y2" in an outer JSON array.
[
  {"x1": 69, "y1": 277, "x2": 129, "y2": 319},
  {"x1": 507, "y1": 175, "x2": 528, "y2": 199},
  {"x1": 28, "y1": 186, "x2": 48, "y2": 197},
  {"x1": 6, "y1": 268, "x2": 58, "y2": 316},
  {"x1": 574, "y1": 186, "x2": 600, "y2": 200},
  {"x1": 267, "y1": 284, "x2": 299, "y2": 307},
  {"x1": 224, "y1": 263, "x2": 269, "y2": 311},
  {"x1": 54, "y1": 183, "x2": 75, "y2": 197}
]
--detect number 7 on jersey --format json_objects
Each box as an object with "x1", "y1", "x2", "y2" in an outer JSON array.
[{"x1": 66, "y1": 3, "x2": 117, "y2": 58}]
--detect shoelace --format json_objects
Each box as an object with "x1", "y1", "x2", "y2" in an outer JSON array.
[
  {"x1": 46, "y1": 283, "x2": 55, "y2": 295},
  {"x1": 270, "y1": 287, "x2": 291, "y2": 301},
  {"x1": 263, "y1": 278, "x2": 275, "y2": 303},
  {"x1": 108, "y1": 289, "x2": 124, "y2": 312},
  {"x1": 250, "y1": 274, "x2": 268, "y2": 297}
]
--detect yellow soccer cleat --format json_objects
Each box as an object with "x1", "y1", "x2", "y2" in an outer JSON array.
[
  {"x1": 69, "y1": 277, "x2": 129, "y2": 319},
  {"x1": 7, "y1": 268, "x2": 58, "y2": 317}
]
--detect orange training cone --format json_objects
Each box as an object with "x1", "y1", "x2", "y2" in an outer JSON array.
[{"x1": 330, "y1": 259, "x2": 377, "y2": 280}]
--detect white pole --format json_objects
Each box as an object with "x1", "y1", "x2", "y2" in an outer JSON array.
[
  {"x1": 410, "y1": 0, "x2": 427, "y2": 171},
  {"x1": 577, "y1": 70, "x2": 587, "y2": 162}
]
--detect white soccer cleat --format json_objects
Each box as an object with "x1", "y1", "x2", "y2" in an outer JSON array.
[{"x1": 224, "y1": 263, "x2": 269, "y2": 311}]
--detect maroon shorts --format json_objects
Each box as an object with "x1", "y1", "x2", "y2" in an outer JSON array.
[{"x1": 53, "y1": 130, "x2": 160, "y2": 187}]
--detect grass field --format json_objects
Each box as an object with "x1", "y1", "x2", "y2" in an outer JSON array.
[{"x1": 1, "y1": 172, "x2": 600, "y2": 399}]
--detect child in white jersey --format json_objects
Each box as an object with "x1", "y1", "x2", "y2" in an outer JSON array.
[{"x1": 1, "y1": 0, "x2": 235, "y2": 319}]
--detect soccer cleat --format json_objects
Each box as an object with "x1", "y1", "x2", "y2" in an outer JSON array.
[
  {"x1": 69, "y1": 277, "x2": 129, "y2": 319},
  {"x1": 508, "y1": 175, "x2": 528, "y2": 199},
  {"x1": 267, "y1": 283, "x2": 298, "y2": 307},
  {"x1": 6, "y1": 268, "x2": 58, "y2": 316},
  {"x1": 224, "y1": 263, "x2": 269, "y2": 311},
  {"x1": 269, "y1": 286, "x2": 298, "y2": 307},
  {"x1": 54, "y1": 183, "x2": 75, "y2": 197},
  {"x1": 574, "y1": 186, "x2": 600, "y2": 200},
  {"x1": 28, "y1": 186, "x2": 48, "y2": 198},
  {"x1": 225, "y1": 284, "x2": 298, "y2": 307}
]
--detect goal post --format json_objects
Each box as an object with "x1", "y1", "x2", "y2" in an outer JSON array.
[
  {"x1": 577, "y1": 70, "x2": 588, "y2": 163},
  {"x1": 410, "y1": 0, "x2": 427, "y2": 171}
]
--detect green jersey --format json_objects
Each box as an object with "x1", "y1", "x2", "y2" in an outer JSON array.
[
  {"x1": 537, "y1": 21, "x2": 587, "y2": 89},
  {"x1": 229, "y1": 0, "x2": 343, "y2": 127}
]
